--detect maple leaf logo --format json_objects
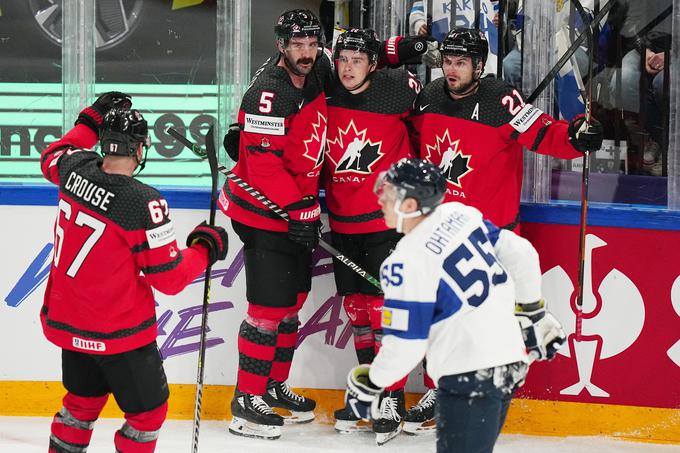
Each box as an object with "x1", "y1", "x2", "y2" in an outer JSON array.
[
  {"x1": 326, "y1": 119, "x2": 384, "y2": 174},
  {"x1": 424, "y1": 129, "x2": 472, "y2": 188},
  {"x1": 303, "y1": 111, "x2": 327, "y2": 168}
]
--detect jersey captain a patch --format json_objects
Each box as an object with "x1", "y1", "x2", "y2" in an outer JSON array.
[
  {"x1": 424, "y1": 129, "x2": 473, "y2": 188},
  {"x1": 326, "y1": 119, "x2": 384, "y2": 174}
]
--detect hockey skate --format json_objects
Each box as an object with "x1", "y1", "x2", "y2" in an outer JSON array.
[
  {"x1": 403, "y1": 388, "x2": 436, "y2": 435},
  {"x1": 333, "y1": 404, "x2": 373, "y2": 434},
  {"x1": 229, "y1": 391, "x2": 284, "y2": 440},
  {"x1": 373, "y1": 389, "x2": 405, "y2": 446},
  {"x1": 262, "y1": 380, "x2": 316, "y2": 424}
]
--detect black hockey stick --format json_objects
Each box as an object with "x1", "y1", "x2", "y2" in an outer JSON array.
[
  {"x1": 190, "y1": 125, "x2": 218, "y2": 453},
  {"x1": 166, "y1": 127, "x2": 384, "y2": 293},
  {"x1": 526, "y1": 0, "x2": 613, "y2": 103}
]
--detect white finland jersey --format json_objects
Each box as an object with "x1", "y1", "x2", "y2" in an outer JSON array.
[{"x1": 369, "y1": 202, "x2": 540, "y2": 388}]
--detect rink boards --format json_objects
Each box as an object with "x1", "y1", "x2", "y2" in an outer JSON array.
[{"x1": 1, "y1": 189, "x2": 679, "y2": 444}]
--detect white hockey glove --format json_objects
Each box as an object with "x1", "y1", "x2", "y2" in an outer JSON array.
[
  {"x1": 422, "y1": 40, "x2": 441, "y2": 68},
  {"x1": 345, "y1": 364, "x2": 383, "y2": 420},
  {"x1": 515, "y1": 300, "x2": 566, "y2": 362}
]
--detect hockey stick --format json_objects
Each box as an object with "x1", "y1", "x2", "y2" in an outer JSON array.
[
  {"x1": 166, "y1": 127, "x2": 384, "y2": 293},
  {"x1": 526, "y1": 0, "x2": 612, "y2": 103},
  {"x1": 573, "y1": 0, "x2": 597, "y2": 343},
  {"x1": 190, "y1": 125, "x2": 218, "y2": 453}
]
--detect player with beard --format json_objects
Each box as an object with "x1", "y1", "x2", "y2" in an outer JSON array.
[
  {"x1": 410, "y1": 28, "x2": 604, "y2": 233},
  {"x1": 218, "y1": 9, "x2": 330, "y2": 441},
  {"x1": 323, "y1": 29, "x2": 429, "y2": 445},
  {"x1": 402, "y1": 27, "x2": 603, "y2": 434}
]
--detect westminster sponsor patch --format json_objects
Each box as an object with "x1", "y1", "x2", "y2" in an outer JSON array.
[
  {"x1": 509, "y1": 104, "x2": 543, "y2": 133},
  {"x1": 244, "y1": 113, "x2": 285, "y2": 135},
  {"x1": 146, "y1": 222, "x2": 176, "y2": 249},
  {"x1": 382, "y1": 307, "x2": 410, "y2": 331}
]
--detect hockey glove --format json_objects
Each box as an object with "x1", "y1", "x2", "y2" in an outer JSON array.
[
  {"x1": 76, "y1": 91, "x2": 132, "y2": 133},
  {"x1": 568, "y1": 114, "x2": 604, "y2": 152},
  {"x1": 186, "y1": 221, "x2": 229, "y2": 266},
  {"x1": 285, "y1": 196, "x2": 321, "y2": 250},
  {"x1": 382, "y1": 35, "x2": 438, "y2": 67},
  {"x1": 421, "y1": 40, "x2": 442, "y2": 68},
  {"x1": 515, "y1": 300, "x2": 566, "y2": 362},
  {"x1": 345, "y1": 364, "x2": 383, "y2": 421},
  {"x1": 223, "y1": 123, "x2": 241, "y2": 162}
]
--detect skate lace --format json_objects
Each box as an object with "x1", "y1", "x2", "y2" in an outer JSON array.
[
  {"x1": 379, "y1": 396, "x2": 402, "y2": 422},
  {"x1": 280, "y1": 382, "x2": 305, "y2": 402},
  {"x1": 250, "y1": 395, "x2": 276, "y2": 415},
  {"x1": 414, "y1": 389, "x2": 436, "y2": 412}
]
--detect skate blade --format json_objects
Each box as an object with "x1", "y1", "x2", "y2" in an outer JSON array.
[
  {"x1": 375, "y1": 425, "x2": 402, "y2": 446},
  {"x1": 334, "y1": 419, "x2": 373, "y2": 434},
  {"x1": 229, "y1": 416, "x2": 282, "y2": 440},
  {"x1": 272, "y1": 408, "x2": 315, "y2": 424},
  {"x1": 402, "y1": 420, "x2": 436, "y2": 435}
]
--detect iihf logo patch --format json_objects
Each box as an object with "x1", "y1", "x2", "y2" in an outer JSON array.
[{"x1": 424, "y1": 129, "x2": 472, "y2": 188}]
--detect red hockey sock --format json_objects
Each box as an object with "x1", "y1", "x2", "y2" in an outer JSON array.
[
  {"x1": 49, "y1": 392, "x2": 108, "y2": 453},
  {"x1": 236, "y1": 318, "x2": 277, "y2": 395},
  {"x1": 270, "y1": 293, "x2": 306, "y2": 383},
  {"x1": 423, "y1": 371, "x2": 436, "y2": 389},
  {"x1": 114, "y1": 401, "x2": 168, "y2": 453},
  {"x1": 270, "y1": 315, "x2": 299, "y2": 382},
  {"x1": 343, "y1": 294, "x2": 375, "y2": 364}
]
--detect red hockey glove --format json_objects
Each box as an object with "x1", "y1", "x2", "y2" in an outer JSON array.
[
  {"x1": 75, "y1": 91, "x2": 132, "y2": 133},
  {"x1": 568, "y1": 114, "x2": 604, "y2": 152},
  {"x1": 285, "y1": 196, "x2": 321, "y2": 250},
  {"x1": 186, "y1": 221, "x2": 229, "y2": 266},
  {"x1": 223, "y1": 123, "x2": 241, "y2": 162},
  {"x1": 381, "y1": 35, "x2": 438, "y2": 67}
]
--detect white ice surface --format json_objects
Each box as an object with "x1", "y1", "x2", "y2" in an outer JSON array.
[{"x1": 1, "y1": 416, "x2": 676, "y2": 452}]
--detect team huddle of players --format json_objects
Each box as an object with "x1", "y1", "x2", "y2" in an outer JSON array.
[{"x1": 39, "y1": 7, "x2": 602, "y2": 453}]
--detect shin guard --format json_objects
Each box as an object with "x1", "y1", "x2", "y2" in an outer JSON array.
[
  {"x1": 114, "y1": 401, "x2": 168, "y2": 453},
  {"x1": 49, "y1": 392, "x2": 108, "y2": 453}
]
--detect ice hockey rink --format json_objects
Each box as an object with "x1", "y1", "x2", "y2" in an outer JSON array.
[{"x1": 2, "y1": 416, "x2": 677, "y2": 453}]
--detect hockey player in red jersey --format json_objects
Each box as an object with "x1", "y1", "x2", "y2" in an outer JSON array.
[
  {"x1": 411, "y1": 28, "x2": 604, "y2": 232},
  {"x1": 323, "y1": 28, "x2": 422, "y2": 444},
  {"x1": 404, "y1": 27, "x2": 603, "y2": 434},
  {"x1": 218, "y1": 9, "x2": 328, "y2": 440},
  {"x1": 41, "y1": 93, "x2": 228, "y2": 453}
]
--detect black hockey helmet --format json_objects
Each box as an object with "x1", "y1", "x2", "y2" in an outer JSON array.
[
  {"x1": 275, "y1": 9, "x2": 325, "y2": 47},
  {"x1": 377, "y1": 158, "x2": 446, "y2": 215},
  {"x1": 333, "y1": 28, "x2": 381, "y2": 65},
  {"x1": 100, "y1": 108, "x2": 150, "y2": 157},
  {"x1": 441, "y1": 28, "x2": 489, "y2": 70}
]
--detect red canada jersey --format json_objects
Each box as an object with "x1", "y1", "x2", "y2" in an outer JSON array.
[
  {"x1": 219, "y1": 50, "x2": 333, "y2": 232},
  {"x1": 40, "y1": 124, "x2": 209, "y2": 355},
  {"x1": 410, "y1": 77, "x2": 581, "y2": 230},
  {"x1": 324, "y1": 69, "x2": 421, "y2": 234}
]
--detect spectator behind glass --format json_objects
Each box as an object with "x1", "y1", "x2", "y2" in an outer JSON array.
[
  {"x1": 409, "y1": 0, "x2": 524, "y2": 85},
  {"x1": 601, "y1": 0, "x2": 671, "y2": 175}
]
